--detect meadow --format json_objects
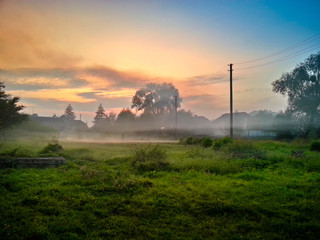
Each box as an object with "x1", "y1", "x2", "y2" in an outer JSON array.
[{"x1": 0, "y1": 139, "x2": 320, "y2": 239}]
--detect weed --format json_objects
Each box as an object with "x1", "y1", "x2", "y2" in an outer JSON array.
[
  {"x1": 0, "y1": 140, "x2": 319, "y2": 240},
  {"x1": 212, "y1": 136, "x2": 233, "y2": 150},
  {"x1": 201, "y1": 137, "x2": 213, "y2": 148},
  {"x1": 310, "y1": 140, "x2": 320, "y2": 152},
  {"x1": 182, "y1": 136, "x2": 204, "y2": 145},
  {"x1": 39, "y1": 143, "x2": 63, "y2": 154},
  {"x1": 132, "y1": 145, "x2": 170, "y2": 171}
]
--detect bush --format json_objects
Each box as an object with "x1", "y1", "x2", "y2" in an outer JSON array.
[
  {"x1": 132, "y1": 145, "x2": 170, "y2": 171},
  {"x1": 39, "y1": 143, "x2": 63, "y2": 154},
  {"x1": 183, "y1": 136, "x2": 203, "y2": 145},
  {"x1": 212, "y1": 137, "x2": 233, "y2": 150},
  {"x1": 310, "y1": 140, "x2": 320, "y2": 152},
  {"x1": 221, "y1": 141, "x2": 266, "y2": 159},
  {"x1": 201, "y1": 137, "x2": 213, "y2": 148}
]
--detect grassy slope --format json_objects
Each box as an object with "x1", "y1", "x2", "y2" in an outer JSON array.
[{"x1": 0, "y1": 140, "x2": 319, "y2": 239}]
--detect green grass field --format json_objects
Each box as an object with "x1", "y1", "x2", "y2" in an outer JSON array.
[{"x1": 0, "y1": 139, "x2": 320, "y2": 239}]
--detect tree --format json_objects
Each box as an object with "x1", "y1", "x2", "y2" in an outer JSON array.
[
  {"x1": 272, "y1": 51, "x2": 320, "y2": 136},
  {"x1": 0, "y1": 82, "x2": 27, "y2": 130},
  {"x1": 106, "y1": 111, "x2": 116, "y2": 125},
  {"x1": 132, "y1": 83, "x2": 182, "y2": 117},
  {"x1": 116, "y1": 108, "x2": 135, "y2": 124},
  {"x1": 94, "y1": 104, "x2": 105, "y2": 123},
  {"x1": 63, "y1": 104, "x2": 76, "y2": 120}
]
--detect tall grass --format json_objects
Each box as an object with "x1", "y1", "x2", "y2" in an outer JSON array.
[{"x1": 0, "y1": 140, "x2": 319, "y2": 239}]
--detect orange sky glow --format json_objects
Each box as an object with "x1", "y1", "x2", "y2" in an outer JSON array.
[{"x1": 1, "y1": 0, "x2": 318, "y2": 124}]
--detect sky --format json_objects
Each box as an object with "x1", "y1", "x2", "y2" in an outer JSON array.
[{"x1": 1, "y1": 0, "x2": 320, "y2": 125}]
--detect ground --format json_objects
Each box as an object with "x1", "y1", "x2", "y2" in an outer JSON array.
[{"x1": 0, "y1": 139, "x2": 319, "y2": 239}]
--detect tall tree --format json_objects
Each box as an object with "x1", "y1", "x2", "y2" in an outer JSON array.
[
  {"x1": 116, "y1": 108, "x2": 135, "y2": 124},
  {"x1": 63, "y1": 104, "x2": 76, "y2": 120},
  {"x1": 0, "y1": 82, "x2": 27, "y2": 130},
  {"x1": 94, "y1": 104, "x2": 105, "y2": 123},
  {"x1": 106, "y1": 111, "x2": 116, "y2": 125},
  {"x1": 132, "y1": 83, "x2": 182, "y2": 117},
  {"x1": 272, "y1": 51, "x2": 320, "y2": 135}
]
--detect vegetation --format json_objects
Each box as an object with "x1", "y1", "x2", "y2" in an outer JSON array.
[
  {"x1": 310, "y1": 140, "x2": 320, "y2": 152},
  {"x1": 63, "y1": 104, "x2": 76, "y2": 120},
  {"x1": 0, "y1": 82, "x2": 27, "y2": 131},
  {"x1": 272, "y1": 51, "x2": 320, "y2": 137},
  {"x1": 201, "y1": 137, "x2": 213, "y2": 148},
  {"x1": 212, "y1": 136, "x2": 233, "y2": 150},
  {"x1": 0, "y1": 139, "x2": 319, "y2": 239},
  {"x1": 131, "y1": 82, "x2": 181, "y2": 116},
  {"x1": 39, "y1": 142, "x2": 63, "y2": 155}
]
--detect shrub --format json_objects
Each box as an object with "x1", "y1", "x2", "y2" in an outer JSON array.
[
  {"x1": 132, "y1": 145, "x2": 170, "y2": 171},
  {"x1": 310, "y1": 140, "x2": 320, "y2": 152},
  {"x1": 39, "y1": 143, "x2": 63, "y2": 154},
  {"x1": 184, "y1": 136, "x2": 203, "y2": 145},
  {"x1": 201, "y1": 137, "x2": 213, "y2": 148},
  {"x1": 221, "y1": 141, "x2": 266, "y2": 159},
  {"x1": 212, "y1": 137, "x2": 233, "y2": 150},
  {"x1": 186, "y1": 137, "x2": 194, "y2": 145}
]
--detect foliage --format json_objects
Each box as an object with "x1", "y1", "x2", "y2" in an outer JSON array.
[
  {"x1": 201, "y1": 137, "x2": 213, "y2": 148},
  {"x1": 0, "y1": 140, "x2": 319, "y2": 239},
  {"x1": 310, "y1": 140, "x2": 320, "y2": 152},
  {"x1": 39, "y1": 142, "x2": 63, "y2": 154},
  {"x1": 132, "y1": 144, "x2": 170, "y2": 171},
  {"x1": 0, "y1": 82, "x2": 28, "y2": 130},
  {"x1": 182, "y1": 136, "x2": 204, "y2": 145},
  {"x1": 221, "y1": 140, "x2": 267, "y2": 159},
  {"x1": 272, "y1": 51, "x2": 320, "y2": 136},
  {"x1": 131, "y1": 82, "x2": 182, "y2": 117},
  {"x1": 93, "y1": 104, "x2": 105, "y2": 123},
  {"x1": 212, "y1": 136, "x2": 233, "y2": 150},
  {"x1": 116, "y1": 108, "x2": 135, "y2": 124},
  {"x1": 63, "y1": 104, "x2": 76, "y2": 120}
]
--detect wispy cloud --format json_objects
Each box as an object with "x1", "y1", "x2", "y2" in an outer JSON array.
[{"x1": 185, "y1": 73, "x2": 227, "y2": 86}]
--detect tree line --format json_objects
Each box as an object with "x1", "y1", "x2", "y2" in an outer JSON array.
[{"x1": 1, "y1": 51, "x2": 320, "y2": 139}]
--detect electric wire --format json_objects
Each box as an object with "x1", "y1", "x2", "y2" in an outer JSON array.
[
  {"x1": 234, "y1": 42, "x2": 320, "y2": 70},
  {"x1": 234, "y1": 34, "x2": 320, "y2": 65}
]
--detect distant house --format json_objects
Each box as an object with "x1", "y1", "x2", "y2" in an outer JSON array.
[
  {"x1": 247, "y1": 110, "x2": 277, "y2": 138},
  {"x1": 29, "y1": 115, "x2": 88, "y2": 136},
  {"x1": 212, "y1": 112, "x2": 250, "y2": 137},
  {"x1": 212, "y1": 111, "x2": 277, "y2": 138}
]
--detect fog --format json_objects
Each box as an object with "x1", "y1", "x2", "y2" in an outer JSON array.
[{"x1": 1, "y1": 108, "x2": 305, "y2": 144}]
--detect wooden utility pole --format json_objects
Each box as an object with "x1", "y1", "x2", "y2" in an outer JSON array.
[
  {"x1": 174, "y1": 96, "x2": 178, "y2": 140},
  {"x1": 229, "y1": 64, "x2": 233, "y2": 138}
]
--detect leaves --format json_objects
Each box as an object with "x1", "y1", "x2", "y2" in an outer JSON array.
[
  {"x1": 0, "y1": 82, "x2": 27, "y2": 130},
  {"x1": 131, "y1": 82, "x2": 182, "y2": 117},
  {"x1": 272, "y1": 52, "x2": 320, "y2": 135}
]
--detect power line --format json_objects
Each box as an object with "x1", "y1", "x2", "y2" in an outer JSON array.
[
  {"x1": 234, "y1": 42, "x2": 320, "y2": 70},
  {"x1": 234, "y1": 34, "x2": 320, "y2": 65}
]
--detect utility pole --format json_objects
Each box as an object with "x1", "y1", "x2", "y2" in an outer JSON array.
[
  {"x1": 228, "y1": 63, "x2": 233, "y2": 138},
  {"x1": 174, "y1": 96, "x2": 178, "y2": 140}
]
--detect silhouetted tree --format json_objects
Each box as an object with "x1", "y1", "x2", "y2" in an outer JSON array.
[
  {"x1": 94, "y1": 104, "x2": 105, "y2": 123},
  {"x1": 63, "y1": 104, "x2": 76, "y2": 120},
  {"x1": 272, "y1": 51, "x2": 320, "y2": 136},
  {"x1": 106, "y1": 111, "x2": 116, "y2": 125},
  {"x1": 117, "y1": 108, "x2": 135, "y2": 124},
  {"x1": 92, "y1": 104, "x2": 106, "y2": 130},
  {"x1": 0, "y1": 82, "x2": 27, "y2": 130},
  {"x1": 132, "y1": 83, "x2": 182, "y2": 117}
]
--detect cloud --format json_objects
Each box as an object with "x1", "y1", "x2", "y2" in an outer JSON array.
[
  {"x1": 8, "y1": 88, "x2": 96, "y2": 103},
  {"x1": 0, "y1": 1, "x2": 82, "y2": 69},
  {"x1": 1, "y1": 66, "x2": 165, "y2": 106},
  {"x1": 185, "y1": 73, "x2": 227, "y2": 86}
]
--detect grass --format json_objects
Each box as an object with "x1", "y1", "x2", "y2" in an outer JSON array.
[{"x1": 0, "y1": 139, "x2": 319, "y2": 239}]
